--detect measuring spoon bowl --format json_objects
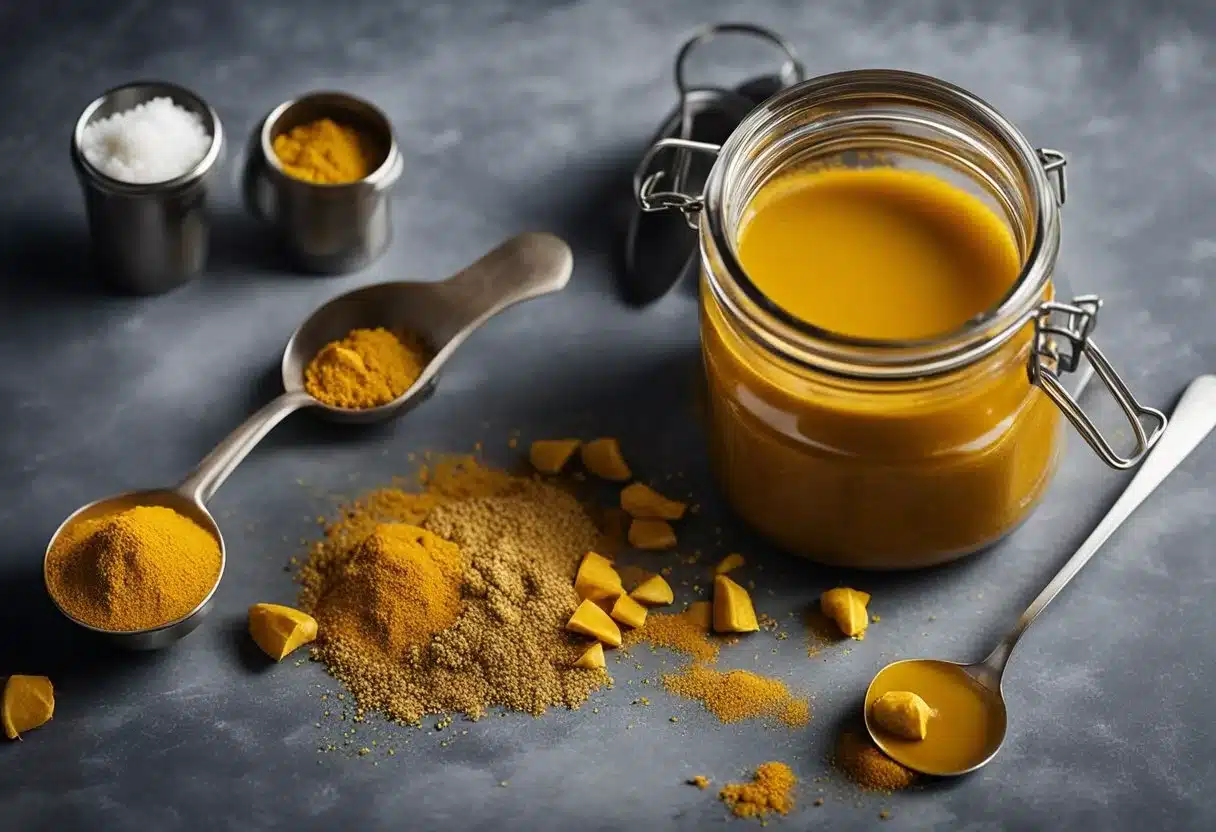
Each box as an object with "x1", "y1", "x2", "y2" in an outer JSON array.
[
  {"x1": 281, "y1": 230, "x2": 574, "y2": 425},
  {"x1": 42, "y1": 488, "x2": 225, "y2": 650}
]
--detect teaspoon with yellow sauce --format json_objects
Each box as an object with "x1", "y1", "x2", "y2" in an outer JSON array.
[{"x1": 865, "y1": 374, "x2": 1216, "y2": 776}]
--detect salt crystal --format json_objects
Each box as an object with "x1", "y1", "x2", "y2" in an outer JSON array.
[{"x1": 80, "y1": 96, "x2": 211, "y2": 184}]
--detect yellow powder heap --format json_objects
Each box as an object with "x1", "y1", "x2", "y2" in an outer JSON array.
[
  {"x1": 719, "y1": 762, "x2": 797, "y2": 819},
  {"x1": 273, "y1": 118, "x2": 371, "y2": 184},
  {"x1": 624, "y1": 602, "x2": 719, "y2": 663},
  {"x1": 304, "y1": 328, "x2": 429, "y2": 410},
  {"x1": 836, "y1": 732, "x2": 917, "y2": 792},
  {"x1": 299, "y1": 457, "x2": 609, "y2": 722},
  {"x1": 313, "y1": 524, "x2": 463, "y2": 661},
  {"x1": 663, "y1": 664, "x2": 810, "y2": 727},
  {"x1": 45, "y1": 505, "x2": 221, "y2": 631}
]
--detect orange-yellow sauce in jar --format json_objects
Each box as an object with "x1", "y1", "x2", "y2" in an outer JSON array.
[{"x1": 702, "y1": 167, "x2": 1061, "y2": 567}]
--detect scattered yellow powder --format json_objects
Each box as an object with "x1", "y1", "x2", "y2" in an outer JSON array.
[
  {"x1": 836, "y1": 732, "x2": 917, "y2": 792},
  {"x1": 804, "y1": 605, "x2": 838, "y2": 657},
  {"x1": 45, "y1": 505, "x2": 221, "y2": 632},
  {"x1": 623, "y1": 603, "x2": 719, "y2": 663},
  {"x1": 304, "y1": 328, "x2": 429, "y2": 410},
  {"x1": 719, "y1": 762, "x2": 796, "y2": 819},
  {"x1": 299, "y1": 457, "x2": 608, "y2": 723},
  {"x1": 662, "y1": 664, "x2": 810, "y2": 727}
]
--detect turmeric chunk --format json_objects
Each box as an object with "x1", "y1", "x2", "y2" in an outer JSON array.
[
  {"x1": 566, "y1": 599, "x2": 623, "y2": 647},
  {"x1": 713, "y1": 575, "x2": 759, "y2": 633},
  {"x1": 529, "y1": 439, "x2": 581, "y2": 474},
  {"x1": 820, "y1": 588, "x2": 871, "y2": 638},
  {"x1": 581, "y1": 438, "x2": 632, "y2": 481},
  {"x1": 620, "y1": 483, "x2": 686, "y2": 520},
  {"x1": 2, "y1": 675, "x2": 54, "y2": 740},
  {"x1": 248, "y1": 603, "x2": 318, "y2": 661},
  {"x1": 610, "y1": 594, "x2": 648, "y2": 629},
  {"x1": 631, "y1": 575, "x2": 674, "y2": 606},
  {"x1": 714, "y1": 553, "x2": 745, "y2": 575},
  {"x1": 629, "y1": 518, "x2": 677, "y2": 550},
  {"x1": 574, "y1": 552, "x2": 623, "y2": 601},
  {"x1": 574, "y1": 642, "x2": 606, "y2": 669},
  {"x1": 870, "y1": 691, "x2": 933, "y2": 741}
]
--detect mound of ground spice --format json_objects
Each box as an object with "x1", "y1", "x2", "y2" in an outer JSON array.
[
  {"x1": 299, "y1": 457, "x2": 609, "y2": 723},
  {"x1": 719, "y1": 761, "x2": 797, "y2": 819},
  {"x1": 836, "y1": 731, "x2": 917, "y2": 792},
  {"x1": 45, "y1": 505, "x2": 221, "y2": 631},
  {"x1": 623, "y1": 601, "x2": 719, "y2": 663},
  {"x1": 313, "y1": 524, "x2": 463, "y2": 661},
  {"x1": 303, "y1": 327, "x2": 429, "y2": 410},
  {"x1": 298, "y1": 456, "x2": 515, "y2": 610},
  {"x1": 663, "y1": 664, "x2": 810, "y2": 727}
]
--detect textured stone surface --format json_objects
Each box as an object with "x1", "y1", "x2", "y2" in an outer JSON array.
[{"x1": 1, "y1": 1, "x2": 1214, "y2": 829}]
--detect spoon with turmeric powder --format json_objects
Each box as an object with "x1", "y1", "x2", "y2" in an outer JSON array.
[
  {"x1": 864, "y1": 374, "x2": 1216, "y2": 776},
  {"x1": 43, "y1": 232, "x2": 573, "y2": 649}
]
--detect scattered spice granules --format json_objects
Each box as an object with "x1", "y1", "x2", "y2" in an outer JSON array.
[
  {"x1": 719, "y1": 761, "x2": 796, "y2": 819},
  {"x1": 662, "y1": 664, "x2": 810, "y2": 727},
  {"x1": 623, "y1": 601, "x2": 719, "y2": 663},
  {"x1": 836, "y1": 732, "x2": 917, "y2": 792},
  {"x1": 298, "y1": 457, "x2": 609, "y2": 723},
  {"x1": 804, "y1": 605, "x2": 838, "y2": 657}
]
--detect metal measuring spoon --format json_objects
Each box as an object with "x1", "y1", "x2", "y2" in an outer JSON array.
[
  {"x1": 43, "y1": 232, "x2": 573, "y2": 650},
  {"x1": 864, "y1": 374, "x2": 1216, "y2": 776}
]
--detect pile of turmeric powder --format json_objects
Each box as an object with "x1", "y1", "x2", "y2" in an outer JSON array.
[
  {"x1": 304, "y1": 327, "x2": 429, "y2": 409},
  {"x1": 298, "y1": 457, "x2": 610, "y2": 722},
  {"x1": 663, "y1": 664, "x2": 810, "y2": 727},
  {"x1": 719, "y1": 761, "x2": 797, "y2": 819},
  {"x1": 45, "y1": 505, "x2": 221, "y2": 631},
  {"x1": 273, "y1": 118, "x2": 372, "y2": 184},
  {"x1": 836, "y1": 731, "x2": 917, "y2": 792}
]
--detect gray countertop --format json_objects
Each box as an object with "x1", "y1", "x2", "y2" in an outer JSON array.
[{"x1": 2, "y1": 1, "x2": 1215, "y2": 829}]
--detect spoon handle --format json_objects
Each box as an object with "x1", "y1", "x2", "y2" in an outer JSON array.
[
  {"x1": 177, "y1": 390, "x2": 314, "y2": 504},
  {"x1": 981, "y1": 374, "x2": 1216, "y2": 679},
  {"x1": 436, "y1": 232, "x2": 573, "y2": 343}
]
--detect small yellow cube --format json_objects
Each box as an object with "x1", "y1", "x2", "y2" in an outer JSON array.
[
  {"x1": 820, "y1": 588, "x2": 871, "y2": 638},
  {"x1": 628, "y1": 518, "x2": 677, "y2": 551},
  {"x1": 581, "y1": 438, "x2": 632, "y2": 481},
  {"x1": 529, "y1": 439, "x2": 581, "y2": 474},
  {"x1": 248, "y1": 603, "x2": 318, "y2": 661},
  {"x1": 566, "y1": 599, "x2": 623, "y2": 647},
  {"x1": 610, "y1": 594, "x2": 648, "y2": 629},
  {"x1": 574, "y1": 642, "x2": 606, "y2": 669},
  {"x1": 620, "y1": 483, "x2": 686, "y2": 520},
  {"x1": 574, "y1": 552, "x2": 623, "y2": 601},
  {"x1": 714, "y1": 553, "x2": 745, "y2": 575},
  {"x1": 630, "y1": 575, "x2": 674, "y2": 606},
  {"x1": 712, "y1": 575, "x2": 759, "y2": 633},
  {"x1": 2, "y1": 675, "x2": 54, "y2": 740}
]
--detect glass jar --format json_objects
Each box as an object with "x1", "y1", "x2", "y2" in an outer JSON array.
[{"x1": 635, "y1": 70, "x2": 1165, "y2": 569}]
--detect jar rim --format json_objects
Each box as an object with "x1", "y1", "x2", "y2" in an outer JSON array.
[{"x1": 701, "y1": 68, "x2": 1061, "y2": 380}]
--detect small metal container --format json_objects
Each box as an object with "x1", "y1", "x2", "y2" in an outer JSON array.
[
  {"x1": 71, "y1": 80, "x2": 225, "y2": 295},
  {"x1": 242, "y1": 91, "x2": 404, "y2": 274}
]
